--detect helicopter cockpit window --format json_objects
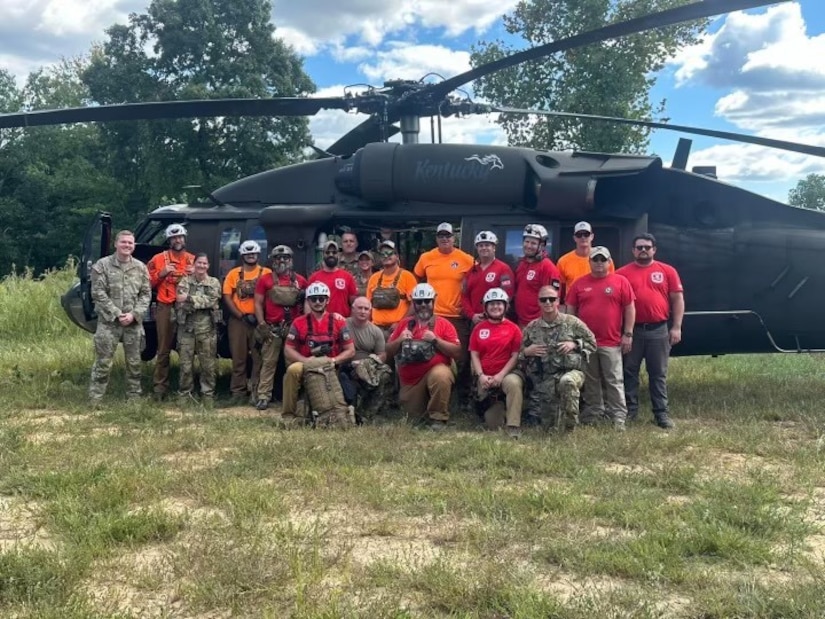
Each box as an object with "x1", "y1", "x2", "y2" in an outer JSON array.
[
  {"x1": 136, "y1": 219, "x2": 173, "y2": 246},
  {"x1": 219, "y1": 227, "x2": 242, "y2": 280},
  {"x1": 248, "y1": 225, "x2": 268, "y2": 260}
]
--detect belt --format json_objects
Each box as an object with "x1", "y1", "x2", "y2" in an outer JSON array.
[{"x1": 634, "y1": 321, "x2": 667, "y2": 330}]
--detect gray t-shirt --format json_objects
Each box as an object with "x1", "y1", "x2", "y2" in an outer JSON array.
[{"x1": 346, "y1": 318, "x2": 386, "y2": 360}]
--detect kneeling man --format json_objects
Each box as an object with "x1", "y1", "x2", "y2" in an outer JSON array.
[
  {"x1": 521, "y1": 285, "x2": 596, "y2": 432},
  {"x1": 469, "y1": 288, "x2": 524, "y2": 437},
  {"x1": 344, "y1": 296, "x2": 393, "y2": 420},
  {"x1": 283, "y1": 282, "x2": 355, "y2": 422},
  {"x1": 386, "y1": 283, "x2": 461, "y2": 430}
]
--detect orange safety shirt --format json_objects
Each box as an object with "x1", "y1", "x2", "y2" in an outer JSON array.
[
  {"x1": 557, "y1": 250, "x2": 614, "y2": 296},
  {"x1": 365, "y1": 267, "x2": 418, "y2": 327},
  {"x1": 413, "y1": 247, "x2": 474, "y2": 318},
  {"x1": 147, "y1": 250, "x2": 195, "y2": 304}
]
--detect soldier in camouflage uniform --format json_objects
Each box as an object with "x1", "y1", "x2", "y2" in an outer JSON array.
[
  {"x1": 353, "y1": 250, "x2": 374, "y2": 297},
  {"x1": 89, "y1": 230, "x2": 151, "y2": 405},
  {"x1": 175, "y1": 253, "x2": 222, "y2": 404},
  {"x1": 520, "y1": 285, "x2": 596, "y2": 432}
]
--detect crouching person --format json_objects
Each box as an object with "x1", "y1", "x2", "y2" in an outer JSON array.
[
  {"x1": 468, "y1": 288, "x2": 524, "y2": 438},
  {"x1": 343, "y1": 297, "x2": 393, "y2": 422},
  {"x1": 175, "y1": 253, "x2": 222, "y2": 406},
  {"x1": 520, "y1": 285, "x2": 596, "y2": 432},
  {"x1": 282, "y1": 282, "x2": 356, "y2": 427},
  {"x1": 386, "y1": 283, "x2": 461, "y2": 431}
]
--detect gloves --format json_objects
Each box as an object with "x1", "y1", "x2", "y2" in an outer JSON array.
[
  {"x1": 242, "y1": 313, "x2": 258, "y2": 327},
  {"x1": 255, "y1": 323, "x2": 272, "y2": 343}
]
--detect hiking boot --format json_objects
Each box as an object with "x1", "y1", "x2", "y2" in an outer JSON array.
[
  {"x1": 506, "y1": 425, "x2": 522, "y2": 439},
  {"x1": 255, "y1": 399, "x2": 269, "y2": 411},
  {"x1": 626, "y1": 410, "x2": 638, "y2": 422},
  {"x1": 89, "y1": 398, "x2": 103, "y2": 411},
  {"x1": 654, "y1": 412, "x2": 675, "y2": 429},
  {"x1": 152, "y1": 391, "x2": 167, "y2": 402},
  {"x1": 428, "y1": 420, "x2": 448, "y2": 432},
  {"x1": 613, "y1": 420, "x2": 626, "y2": 432}
]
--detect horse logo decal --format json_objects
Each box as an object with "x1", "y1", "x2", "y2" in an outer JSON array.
[{"x1": 464, "y1": 154, "x2": 504, "y2": 170}]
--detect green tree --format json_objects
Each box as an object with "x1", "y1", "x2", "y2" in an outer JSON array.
[
  {"x1": 471, "y1": 0, "x2": 706, "y2": 153},
  {"x1": 788, "y1": 174, "x2": 825, "y2": 211},
  {"x1": 82, "y1": 0, "x2": 316, "y2": 211}
]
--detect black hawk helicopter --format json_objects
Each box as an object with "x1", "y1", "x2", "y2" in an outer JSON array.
[{"x1": 2, "y1": 0, "x2": 823, "y2": 360}]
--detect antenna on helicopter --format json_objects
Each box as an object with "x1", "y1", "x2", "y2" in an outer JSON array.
[{"x1": 672, "y1": 138, "x2": 692, "y2": 170}]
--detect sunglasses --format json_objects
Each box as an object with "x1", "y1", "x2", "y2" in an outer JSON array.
[
  {"x1": 308, "y1": 296, "x2": 327, "y2": 303},
  {"x1": 590, "y1": 256, "x2": 609, "y2": 263},
  {"x1": 539, "y1": 296, "x2": 559, "y2": 304},
  {"x1": 413, "y1": 299, "x2": 433, "y2": 305},
  {"x1": 273, "y1": 255, "x2": 291, "y2": 261},
  {"x1": 324, "y1": 250, "x2": 338, "y2": 255},
  {"x1": 575, "y1": 231, "x2": 591, "y2": 238},
  {"x1": 634, "y1": 245, "x2": 653, "y2": 251},
  {"x1": 436, "y1": 233, "x2": 453, "y2": 238},
  {"x1": 380, "y1": 250, "x2": 395, "y2": 257}
]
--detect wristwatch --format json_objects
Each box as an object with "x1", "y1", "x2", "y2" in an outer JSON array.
[{"x1": 623, "y1": 332, "x2": 633, "y2": 337}]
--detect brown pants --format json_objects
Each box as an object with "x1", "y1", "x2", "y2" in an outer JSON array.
[
  {"x1": 228, "y1": 315, "x2": 261, "y2": 396},
  {"x1": 153, "y1": 302, "x2": 176, "y2": 394},
  {"x1": 282, "y1": 362, "x2": 304, "y2": 416},
  {"x1": 477, "y1": 373, "x2": 524, "y2": 428},
  {"x1": 399, "y1": 363, "x2": 455, "y2": 422},
  {"x1": 257, "y1": 334, "x2": 285, "y2": 402}
]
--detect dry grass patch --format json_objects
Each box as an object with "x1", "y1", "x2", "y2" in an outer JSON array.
[
  {"x1": 0, "y1": 497, "x2": 55, "y2": 552},
  {"x1": 161, "y1": 447, "x2": 233, "y2": 471}
]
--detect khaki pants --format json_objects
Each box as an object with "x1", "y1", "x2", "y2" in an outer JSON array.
[
  {"x1": 282, "y1": 362, "x2": 305, "y2": 416},
  {"x1": 257, "y1": 334, "x2": 285, "y2": 402},
  {"x1": 582, "y1": 346, "x2": 627, "y2": 424},
  {"x1": 399, "y1": 363, "x2": 454, "y2": 422},
  {"x1": 228, "y1": 315, "x2": 261, "y2": 396},
  {"x1": 153, "y1": 302, "x2": 176, "y2": 394},
  {"x1": 477, "y1": 373, "x2": 524, "y2": 429}
]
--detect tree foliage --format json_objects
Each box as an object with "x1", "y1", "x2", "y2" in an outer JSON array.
[
  {"x1": 788, "y1": 174, "x2": 825, "y2": 211},
  {"x1": 471, "y1": 0, "x2": 707, "y2": 153}
]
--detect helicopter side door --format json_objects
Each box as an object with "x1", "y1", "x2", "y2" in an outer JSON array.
[{"x1": 79, "y1": 211, "x2": 113, "y2": 321}]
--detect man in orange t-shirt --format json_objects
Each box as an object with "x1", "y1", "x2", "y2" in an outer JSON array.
[
  {"x1": 146, "y1": 223, "x2": 195, "y2": 398},
  {"x1": 414, "y1": 222, "x2": 475, "y2": 401},
  {"x1": 556, "y1": 221, "x2": 613, "y2": 307},
  {"x1": 366, "y1": 240, "x2": 417, "y2": 339},
  {"x1": 222, "y1": 240, "x2": 272, "y2": 404}
]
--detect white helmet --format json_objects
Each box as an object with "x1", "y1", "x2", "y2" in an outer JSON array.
[
  {"x1": 411, "y1": 283, "x2": 437, "y2": 300},
  {"x1": 482, "y1": 288, "x2": 509, "y2": 305},
  {"x1": 523, "y1": 223, "x2": 547, "y2": 241},
  {"x1": 165, "y1": 223, "x2": 187, "y2": 239},
  {"x1": 474, "y1": 231, "x2": 498, "y2": 245},
  {"x1": 239, "y1": 240, "x2": 261, "y2": 255},
  {"x1": 306, "y1": 282, "x2": 330, "y2": 298}
]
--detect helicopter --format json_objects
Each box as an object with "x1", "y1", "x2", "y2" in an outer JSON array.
[{"x1": 2, "y1": 0, "x2": 824, "y2": 361}]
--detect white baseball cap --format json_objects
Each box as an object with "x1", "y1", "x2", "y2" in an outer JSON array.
[
  {"x1": 436, "y1": 222, "x2": 453, "y2": 234},
  {"x1": 574, "y1": 221, "x2": 592, "y2": 234},
  {"x1": 590, "y1": 246, "x2": 611, "y2": 260}
]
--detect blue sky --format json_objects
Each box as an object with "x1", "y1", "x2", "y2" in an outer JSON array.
[{"x1": 1, "y1": 0, "x2": 823, "y2": 202}]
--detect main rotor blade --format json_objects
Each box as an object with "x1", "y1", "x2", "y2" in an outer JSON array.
[
  {"x1": 493, "y1": 106, "x2": 825, "y2": 159},
  {"x1": 326, "y1": 117, "x2": 400, "y2": 156},
  {"x1": 0, "y1": 97, "x2": 352, "y2": 129},
  {"x1": 427, "y1": 0, "x2": 788, "y2": 101}
]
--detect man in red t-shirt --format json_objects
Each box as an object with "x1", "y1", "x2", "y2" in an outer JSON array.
[
  {"x1": 386, "y1": 283, "x2": 461, "y2": 430},
  {"x1": 514, "y1": 223, "x2": 560, "y2": 327},
  {"x1": 462, "y1": 231, "x2": 514, "y2": 325},
  {"x1": 566, "y1": 246, "x2": 635, "y2": 429},
  {"x1": 308, "y1": 240, "x2": 358, "y2": 317},
  {"x1": 282, "y1": 281, "x2": 355, "y2": 420},
  {"x1": 617, "y1": 233, "x2": 684, "y2": 429},
  {"x1": 253, "y1": 245, "x2": 308, "y2": 410},
  {"x1": 468, "y1": 288, "x2": 523, "y2": 437}
]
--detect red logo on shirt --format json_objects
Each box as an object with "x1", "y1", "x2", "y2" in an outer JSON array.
[
  {"x1": 485, "y1": 272, "x2": 496, "y2": 283},
  {"x1": 526, "y1": 270, "x2": 536, "y2": 281},
  {"x1": 479, "y1": 329, "x2": 491, "y2": 340},
  {"x1": 335, "y1": 278, "x2": 346, "y2": 290},
  {"x1": 605, "y1": 287, "x2": 613, "y2": 295},
  {"x1": 651, "y1": 271, "x2": 664, "y2": 284}
]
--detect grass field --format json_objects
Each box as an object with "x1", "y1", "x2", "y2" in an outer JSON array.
[{"x1": 1, "y1": 267, "x2": 824, "y2": 618}]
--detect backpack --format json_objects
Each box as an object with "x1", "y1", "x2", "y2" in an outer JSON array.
[
  {"x1": 267, "y1": 271, "x2": 301, "y2": 306},
  {"x1": 371, "y1": 270, "x2": 403, "y2": 309},
  {"x1": 302, "y1": 356, "x2": 354, "y2": 429}
]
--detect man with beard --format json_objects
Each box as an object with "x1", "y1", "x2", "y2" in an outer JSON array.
[
  {"x1": 309, "y1": 240, "x2": 358, "y2": 318},
  {"x1": 353, "y1": 250, "x2": 374, "y2": 297},
  {"x1": 520, "y1": 285, "x2": 596, "y2": 432},
  {"x1": 414, "y1": 223, "x2": 474, "y2": 402},
  {"x1": 88, "y1": 230, "x2": 151, "y2": 406},
  {"x1": 366, "y1": 240, "x2": 417, "y2": 340},
  {"x1": 386, "y1": 283, "x2": 461, "y2": 431},
  {"x1": 175, "y1": 253, "x2": 221, "y2": 406},
  {"x1": 513, "y1": 224, "x2": 560, "y2": 327},
  {"x1": 222, "y1": 240, "x2": 272, "y2": 405},
  {"x1": 282, "y1": 282, "x2": 355, "y2": 422},
  {"x1": 462, "y1": 231, "x2": 514, "y2": 326},
  {"x1": 566, "y1": 246, "x2": 635, "y2": 430},
  {"x1": 253, "y1": 245, "x2": 307, "y2": 411},
  {"x1": 557, "y1": 221, "x2": 613, "y2": 309},
  {"x1": 147, "y1": 223, "x2": 195, "y2": 399},
  {"x1": 468, "y1": 289, "x2": 523, "y2": 437},
  {"x1": 617, "y1": 233, "x2": 684, "y2": 429}
]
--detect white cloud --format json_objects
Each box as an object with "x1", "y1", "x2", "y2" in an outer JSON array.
[
  {"x1": 358, "y1": 43, "x2": 471, "y2": 82},
  {"x1": 688, "y1": 142, "x2": 825, "y2": 184}
]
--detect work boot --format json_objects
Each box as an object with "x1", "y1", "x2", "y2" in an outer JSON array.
[
  {"x1": 626, "y1": 410, "x2": 638, "y2": 422},
  {"x1": 255, "y1": 399, "x2": 270, "y2": 411},
  {"x1": 506, "y1": 425, "x2": 522, "y2": 439},
  {"x1": 428, "y1": 420, "x2": 448, "y2": 432},
  {"x1": 654, "y1": 412, "x2": 675, "y2": 429},
  {"x1": 613, "y1": 419, "x2": 626, "y2": 432}
]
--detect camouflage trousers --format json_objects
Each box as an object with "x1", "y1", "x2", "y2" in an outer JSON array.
[
  {"x1": 178, "y1": 330, "x2": 217, "y2": 397},
  {"x1": 89, "y1": 321, "x2": 145, "y2": 401},
  {"x1": 524, "y1": 369, "x2": 585, "y2": 431}
]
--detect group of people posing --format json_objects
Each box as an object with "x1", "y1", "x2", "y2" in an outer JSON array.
[{"x1": 88, "y1": 220, "x2": 684, "y2": 434}]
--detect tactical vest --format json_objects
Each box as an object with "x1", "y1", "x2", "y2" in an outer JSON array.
[
  {"x1": 371, "y1": 270, "x2": 403, "y2": 309},
  {"x1": 235, "y1": 265, "x2": 263, "y2": 300},
  {"x1": 396, "y1": 318, "x2": 437, "y2": 365},
  {"x1": 267, "y1": 271, "x2": 301, "y2": 307}
]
